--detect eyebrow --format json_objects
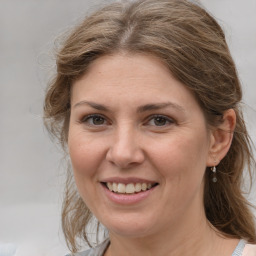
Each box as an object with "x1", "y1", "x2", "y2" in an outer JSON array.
[
  {"x1": 137, "y1": 102, "x2": 185, "y2": 113},
  {"x1": 73, "y1": 100, "x2": 185, "y2": 113},
  {"x1": 73, "y1": 101, "x2": 108, "y2": 111}
]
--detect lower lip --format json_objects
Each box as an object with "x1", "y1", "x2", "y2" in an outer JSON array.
[{"x1": 101, "y1": 184, "x2": 157, "y2": 205}]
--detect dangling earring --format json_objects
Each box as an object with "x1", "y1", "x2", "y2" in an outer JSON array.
[{"x1": 211, "y1": 164, "x2": 217, "y2": 183}]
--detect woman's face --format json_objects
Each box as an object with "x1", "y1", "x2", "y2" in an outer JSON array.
[{"x1": 68, "y1": 54, "x2": 214, "y2": 239}]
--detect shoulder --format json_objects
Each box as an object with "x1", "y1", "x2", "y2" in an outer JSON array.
[
  {"x1": 242, "y1": 243, "x2": 256, "y2": 256},
  {"x1": 65, "y1": 239, "x2": 110, "y2": 256}
]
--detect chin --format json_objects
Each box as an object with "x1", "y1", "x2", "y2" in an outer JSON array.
[{"x1": 102, "y1": 215, "x2": 157, "y2": 239}]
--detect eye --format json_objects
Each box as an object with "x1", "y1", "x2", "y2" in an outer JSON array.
[
  {"x1": 81, "y1": 114, "x2": 107, "y2": 126},
  {"x1": 147, "y1": 115, "x2": 174, "y2": 127}
]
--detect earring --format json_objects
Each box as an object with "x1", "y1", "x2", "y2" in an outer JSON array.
[{"x1": 211, "y1": 164, "x2": 217, "y2": 183}]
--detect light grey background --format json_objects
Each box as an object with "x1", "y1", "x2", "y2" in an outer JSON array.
[{"x1": 0, "y1": 1, "x2": 255, "y2": 255}]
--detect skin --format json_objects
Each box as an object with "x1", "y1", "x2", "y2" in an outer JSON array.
[{"x1": 68, "y1": 53, "x2": 238, "y2": 256}]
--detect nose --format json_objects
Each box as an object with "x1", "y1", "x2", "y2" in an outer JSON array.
[{"x1": 106, "y1": 126, "x2": 145, "y2": 169}]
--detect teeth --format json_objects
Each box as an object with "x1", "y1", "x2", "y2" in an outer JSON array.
[
  {"x1": 126, "y1": 183, "x2": 135, "y2": 194},
  {"x1": 112, "y1": 182, "x2": 118, "y2": 192},
  {"x1": 135, "y1": 183, "x2": 141, "y2": 192},
  {"x1": 106, "y1": 182, "x2": 155, "y2": 194},
  {"x1": 141, "y1": 183, "x2": 147, "y2": 191},
  {"x1": 117, "y1": 183, "x2": 126, "y2": 193},
  {"x1": 107, "y1": 182, "x2": 113, "y2": 191}
]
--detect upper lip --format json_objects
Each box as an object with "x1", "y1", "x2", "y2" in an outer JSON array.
[{"x1": 100, "y1": 177, "x2": 158, "y2": 185}]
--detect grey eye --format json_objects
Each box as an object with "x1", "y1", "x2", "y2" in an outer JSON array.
[
  {"x1": 91, "y1": 116, "x2": 105, "y2": 125},
  {"x1": 154, "y1": 116, "x2": 168, "y2": 126},
  {"x1": 82, "y1": 115, "x2": 106, "y2": 125},
  {"x1": 147, "y1": 115, "x2": 174, "y2": 127}
]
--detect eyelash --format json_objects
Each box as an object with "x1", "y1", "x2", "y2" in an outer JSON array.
[{"x1": 80, "y1": 114, "x2": 175, "y2": 128}]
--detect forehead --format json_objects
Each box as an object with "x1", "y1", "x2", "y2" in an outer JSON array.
[
  {"x1": 78, "y1": 53, "x2": 171, "y2": 87},
  {"x1": 71, "y1": 53, "x2": 201, "y2": 113}
]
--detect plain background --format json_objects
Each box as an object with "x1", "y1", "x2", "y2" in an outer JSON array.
[{"x1": 0, "y1": 0, "x2": 255, "y2": 255}]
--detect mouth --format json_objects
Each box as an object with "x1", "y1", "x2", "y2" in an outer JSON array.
[{"x1": 101, "y1": 182, "x2": 159, "y2": 194}]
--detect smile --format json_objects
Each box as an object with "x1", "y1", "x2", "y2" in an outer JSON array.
[{"x1": 103, "y1": 182, "x2": 158, "y2": 194}]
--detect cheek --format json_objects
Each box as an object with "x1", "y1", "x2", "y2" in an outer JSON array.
[
  {"x1": 68, "y1": 133, "x2": 104, "y2": 206},
  {"x1": 68, "y1": 132, "x2": 103, "y2": 178},
  {"x1": 149, "y1": 132, "x2": 209, "y2": 182},
  {"x1": 148, "y1": 133, "x2": 209, "y2": 215}
]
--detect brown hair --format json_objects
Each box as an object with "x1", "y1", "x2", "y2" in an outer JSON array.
[{"x1": 44, "y1": 0, "x2": 256, "y2": 252}]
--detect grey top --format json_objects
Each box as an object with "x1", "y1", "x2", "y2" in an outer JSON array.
[
  {"x1": 66, "y1": 239, "x2": 246, "y2": 256},
  {"x1": 232, "y1": 240, "x2": 246, "y2": 256}
]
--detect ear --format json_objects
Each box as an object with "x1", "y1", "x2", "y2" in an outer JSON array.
[{"x1": 207, "y1": 109, "x2": 236, "y2": 166}]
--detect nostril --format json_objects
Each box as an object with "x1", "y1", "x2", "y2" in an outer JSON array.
[
  {"x1": 106, "y1": 139, "x2": 145, "y2": 168},
  {"x1": 106, "y1": 151, "x2": 145, "y2": 169}
]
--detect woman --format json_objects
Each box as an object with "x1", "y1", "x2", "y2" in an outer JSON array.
[{"x1": 44, "y1": 0, "x2": 256, "y2": 255}]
